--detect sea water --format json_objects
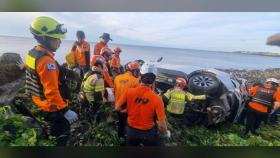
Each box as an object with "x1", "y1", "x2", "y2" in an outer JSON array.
[{"x1": 0, "y1": 36, "x2": 279, "y2": 70}]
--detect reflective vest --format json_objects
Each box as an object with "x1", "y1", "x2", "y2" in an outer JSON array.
[
  {"x1": 82, "y1": 69, "x2": 104, "y2": 102},
  {"x1": 25, "y1": 48, "x2": 66, "y2": 100},
  {"x1": 252, "y1": 85, "x2": 276, "y2": 108},
  {"x1": 165, "y1": 89, "x2": 186, "y2": 115},
  {"x1": 25, "y1": 49, "x2": 48, "y2": 99},
  {"x1": 164, "y1": 88, "x2": 206, "y2": 115}
]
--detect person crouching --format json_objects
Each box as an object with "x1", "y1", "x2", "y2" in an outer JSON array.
[
  {"x1": 79, "y1": 57, "x2": 105, "y2": 122},
  {"x1": 162, "y1": 77, "x2": 207, "y2": 125}
]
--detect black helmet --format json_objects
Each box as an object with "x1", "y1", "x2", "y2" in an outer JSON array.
[
  {"x1": 76, "y1": 30, "x2": 85, "y2": 38},
  {"x1": 93, "y1": 57, "x2": 104, "y2": 68},
  {"x1": 141, "y1": 73, "x2": 156, "y2": 85}
]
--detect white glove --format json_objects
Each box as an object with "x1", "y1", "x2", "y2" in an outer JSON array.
[
  {"x1": 64, "y1": 109, "x2": 78, "y2": 124},
  {"x1": 165, "y1": 130, "x2": 171, "y2": 138}
]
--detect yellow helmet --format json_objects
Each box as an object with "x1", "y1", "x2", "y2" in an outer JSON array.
[{"x1": 30, "y1": 16, "x2": 67, "y2": 39}]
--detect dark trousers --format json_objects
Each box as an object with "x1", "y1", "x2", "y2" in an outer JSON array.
[
  {"x1": 126, "y1": 126, "x2": 163, "y2": 146},
  {"x1": 44, "y1": 111, "x2": 70, "y2": 146},
  {"x1": 245, "y1": 107, "x2": 268, "y2": 135},
  {"x1": 169, "y1": 113, "x2": 187, "y2": 129},
  {"x1": 117, "y1": 112, "x2": 128, "y2": 138},
  {"x1": 269, "y1": 109, "x2": 280, "y2": 124},
  {"x1": 80, "y1": 97, "x2": 101, "y2": 123}
]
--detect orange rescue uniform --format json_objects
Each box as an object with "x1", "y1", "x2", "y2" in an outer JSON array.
[
  {"x1": 114, "y1": 72, "x2": 140, "y2": 112},
  {"x1": 125, "y1": 85, "x2": 166, "y2": 130},
  {"x1": 110, "y1": 54, "x2": 121, "y2": 70},
  {"x1": 73, "y1": 41, "x2": 90, "y2": 66},
  {"x1": 94, "y1": 41, "x2": 107, "y2": 55},
  {"x1": 31, "y1": 45, "x2": 68, "y2": 112},
  {"x1": 249, "y1": 85, "x2": 280, "y2": 113}
]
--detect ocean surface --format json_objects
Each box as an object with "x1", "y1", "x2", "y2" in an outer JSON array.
[{"x1": 0, "y1": 36, "x2": 279, "y2": 70}]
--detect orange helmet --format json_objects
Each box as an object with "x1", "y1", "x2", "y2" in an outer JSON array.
[
  {"x1": 127, "y1": 62, "x2": 139, "y2": 71},
  {"x1": 100, "y1": 47, "x2": 113, "y2": 56},
  {"x1": 128, "y1": 61, "x2": 140, "y2": 77},
  {"x1": 114, "y1": 47, "x2": 122, "y2": 53},
  {"x1": 176, "y1": 77, "x2": 187, "y2": 88}
]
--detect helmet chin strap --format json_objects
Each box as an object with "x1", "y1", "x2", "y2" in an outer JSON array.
[
  {"x1": 34, "y1": 35, "x2": 56, "y2": 52},
  {"x1": 42, "y1": 37, "x2": 56, "y2": 52}
]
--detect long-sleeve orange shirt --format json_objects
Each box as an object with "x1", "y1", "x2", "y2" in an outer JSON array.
[
  {"x1": 94, "y1": 41, "x2": 107, "y2": 55},
  {"x1": 31, "y1": 45, "x2": 68, "y2": 112},
  {"x1": 110, "y1": 54, "x2": 121, "y2": 70},
  {"x1": 73, "y1": 41, "x2": 90, "y2": 66}
]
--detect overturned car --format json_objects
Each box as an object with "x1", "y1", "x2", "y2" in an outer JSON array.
[{"x1": 151, "y1": 63, "x2": 248, "y2": 127}]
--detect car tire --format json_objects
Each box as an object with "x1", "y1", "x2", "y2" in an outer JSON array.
[{"x1": 188, "y1": 72, "x2": 221, "y2": 97}]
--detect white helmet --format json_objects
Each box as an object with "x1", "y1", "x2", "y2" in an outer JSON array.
[
  {"x1": 140, "y1": 63, "x2": 157, "y2": 75},
  {"x1": 265, "y1": 78, "x2": 279, "y2": 84}
]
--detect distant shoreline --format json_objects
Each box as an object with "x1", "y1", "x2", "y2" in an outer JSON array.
[
  {"x1": 232, "y1": 51, "x2": 280, "y2": 57},
  {"x1": 1, "y1": 35, "x2": 280, "y2": 58}
]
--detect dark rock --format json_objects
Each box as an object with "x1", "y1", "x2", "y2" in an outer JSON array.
[{"x1": 0, "y1": 53, "x2": 24, "y2": 86}]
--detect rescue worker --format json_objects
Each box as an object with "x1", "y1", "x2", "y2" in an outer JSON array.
[
  {"x1": 25, "y1": 16, "x2": 78, "y2": 146},
  {"x1": 114, "y1": 61, "x2": 140, "y2": 140},
  {"x1": 94, "y1": 33, "x2": 112, "y2": 55},
  {"x1": 269, "y1": 79, "x2": 280, "y2": 124},
  {"x1": 163, "y1": 77, "x2": 207, "y2": 120},
  {"x1": 100, "y1": 47, "x2": 114, "y2": 88},
  {"x1": 116, "y1": 72, "x2": 171, "y2": 146},
  {"x1": 244, "y1": 78, "x2": 280, "y2": 136},
  {"x1": 71, "y1": 30, "x2": 90, "y2": 75},
  {"x1": 110, "y1": 47, "x2": 122, "y2": 78},
  {"x1": 79, "y1": 56, "x2": 105, "y2": 122}
]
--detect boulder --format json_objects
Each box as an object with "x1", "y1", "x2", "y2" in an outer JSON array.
[{"x1": 0, "y1": 53, "x2": 24, "y2": 86}]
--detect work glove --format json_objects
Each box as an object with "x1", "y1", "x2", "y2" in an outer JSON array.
[
  {"x1": 165, "y1": 130, "x2": 171, "y2": 138},
  {"x1": 64, "y1": 109, "x2": 78, "y2": 124}
]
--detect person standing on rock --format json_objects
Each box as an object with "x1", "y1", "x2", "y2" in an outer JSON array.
[
  {"x1": 25, "y1": 16, "x2": 78, "y2": 146},
  {"x1": 94, "y1": 33, "x2": 112, "y2": 55},
  {"x1": 244, "y1": 78, "x2": 280, "y2": 136}
]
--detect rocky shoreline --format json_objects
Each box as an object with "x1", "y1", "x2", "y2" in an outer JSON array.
[{"x1": 221, "y1": 68, "x2": 280, "y2": 83}]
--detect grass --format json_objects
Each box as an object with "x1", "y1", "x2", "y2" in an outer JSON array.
[{"x1": 1, "y1": 81, "x2": 280, "y2": 146}]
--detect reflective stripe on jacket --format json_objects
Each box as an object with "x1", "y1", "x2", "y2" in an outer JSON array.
[
  {"x1": 82, "y1": 70, "x2": 104, "y2": 102},
  {"x1": 25, "y1": 49, "x2": 47, "y2": 99},
  {"x1": 252, "y1": 86, "x2": 275, "y2": 108},
  {"x1": 164, "y1": 88, "x2": 206, "y2": 115},
  {"x1": 25, "y1": 45, "x2": 68, "y2": 112}
]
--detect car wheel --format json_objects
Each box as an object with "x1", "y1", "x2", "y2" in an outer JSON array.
[{"x1": 188, "y1": 73, "x2": 221, "y2": 96}]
